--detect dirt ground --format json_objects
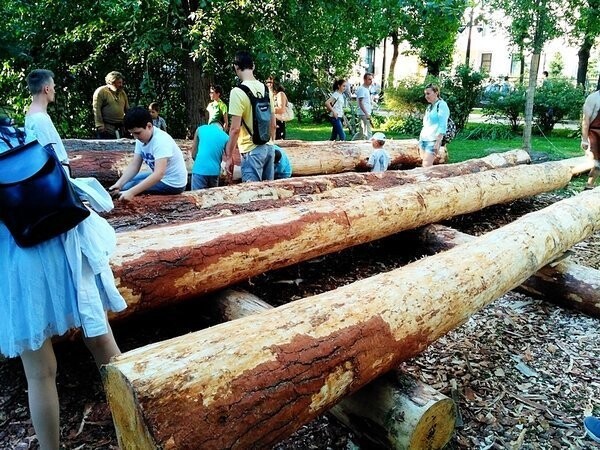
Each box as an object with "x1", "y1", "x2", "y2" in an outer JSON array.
[{"x1": 1, "y1": 183, "x2": 599, "y2": 449}]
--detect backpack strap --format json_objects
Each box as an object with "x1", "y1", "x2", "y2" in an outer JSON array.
[{"x1": 237, "y1": 83, "x2": 268, "y2": 137}]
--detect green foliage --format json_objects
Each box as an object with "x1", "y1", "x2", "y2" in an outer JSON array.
[
  {"x1": 461, "y1": 123, "x2": 518, "y2": 140},
  {"x1": 382, "y1": 114, "x2": 422, "y2": 136},
  {"x1": 548, "y1": 53, "x2": 564, "y2": 76},
  {"x1": 387, "y1": 0, "x2": 467, "y2": 75},
  {"x1": 440, "y1": 64, "x2": 486, "y2": 131},
  {"x1": 0, "y1": 0, "x2": 389, "y2": 137},
  {"x1": 482, "y1": 85, "x2": 527, "y2": 131},
  {"x1": 533, "y1": 79, "x2": 585, "y2": 133},
  {"x1": 382, "y1": 78, "x2": 427, "y2": 114}
]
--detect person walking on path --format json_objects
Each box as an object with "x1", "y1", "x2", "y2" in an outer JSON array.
[
  {"x1": 325, "y1": 79, "x2": 347, "y2": 141},
  {"x1": 354, "y1": 73, "x2": 374, "y2": 140}
]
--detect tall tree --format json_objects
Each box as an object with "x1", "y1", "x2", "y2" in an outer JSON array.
[
  {"x1": 565, "y1": 0, "x2": 600, "y2": 88},
  {"x1": 491, "y1": 0, "x2": 565, "y2": 152}
]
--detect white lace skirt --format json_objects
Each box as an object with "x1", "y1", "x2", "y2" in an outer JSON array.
[{"x1": 0, "y1": 211, "x2": 127, "y2": 358}]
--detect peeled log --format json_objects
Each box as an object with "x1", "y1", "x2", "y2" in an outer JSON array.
[
  {"x1": 109, "y1": 162, "x2": 572, "y2": 320},
  {"x1": 65, "y1": 139, "x2": 443, "y2": 184},
  {"x1": 210, "y1": 288, "x2": 456, "y2": 450},
  {"x1": 102, "y1": 189, "x2": 600, "y2": 450},
  {"x1": 415, "y1": 224, "x2": 600, "y2": 318},
  {"x1": 105, "y1": 150, "x2": 530, "y2": 231}
]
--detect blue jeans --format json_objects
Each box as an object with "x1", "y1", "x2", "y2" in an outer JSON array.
[
  {"x1": 123, "y1": 172, "x2": 186, "y2": 194},
  {"x1": 329, "y1": 117, "x2": 346, "y2": 141},
  {"x1": 191, "y1": 174, "x2": 219, "y2": 190},
  {"x1": 241, "y1": 144, "x2": 275, "y2": 182}
]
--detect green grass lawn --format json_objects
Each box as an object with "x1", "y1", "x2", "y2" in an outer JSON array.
[{"x1": 286, "y1": 120, "x2": 584, "y2": 163}]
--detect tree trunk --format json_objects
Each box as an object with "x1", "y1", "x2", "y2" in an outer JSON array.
[
  {"x1": 66, "y1": 139, "x2": 443, "y2": 185},
  {"x1": 388, "y1": 31, "x2": 400, "y2": 86},
  {"x1": 415, "y1": 224, "x2": 600, "y2": 318},
  {"x1": 102, "y1": 189, "x2": 600, "y2": 450},
  {"x1": 183, "y1": 56, "x2": 209, "y2": 137},
  {"x1": 104, "y1": 150, "x2": 531, "y2": 231},
  {"x1": 523, "y1": 52, "x2": 541, "y2": 153},
  {"x1": 576, "y1": 37, "x2": 593, "y2": 88},
  {"x1": 108, "y1": 162, "x2": 572, "y2": 321},
  {"x1": 209, "y1": 288, "x2": 456, "y2": 450}
]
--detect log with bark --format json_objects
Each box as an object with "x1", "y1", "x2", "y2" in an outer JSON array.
[
  {"x1": 65, "y1": 139, "x2": 444, "y2": 184},
  {"x1": 102, "y1": 189, "x2": 600, "y2": 450},
  {"x1": 109, "y1": 162, "x2": 572, "y2": 321},
  {"x1": 209, "y1": 288, "x2": 456, "y2": 450},
  {"x1": 415, "y1": 224, "x2": 600, "y2": 318},
  {"x1": 105, "y1": 150, "x2": 531, "y2": 231}
]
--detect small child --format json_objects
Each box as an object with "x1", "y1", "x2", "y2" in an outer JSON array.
[
  {"x1": 207, "y1": 85, "x2": 228, "y2": 131},
  {"x1": 149, "y1": 102, "x2": 167, "y2": 131},
  {"x1": 367, "y1": 132, "x2": 391, "y2": 172},
  {"x1": 273, "y1": 145, "x2": 292, "y2": 179}
]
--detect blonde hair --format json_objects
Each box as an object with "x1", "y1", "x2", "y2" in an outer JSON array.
[{"x1": 425, "y1": 83, "x2": 440, "y2": 96}]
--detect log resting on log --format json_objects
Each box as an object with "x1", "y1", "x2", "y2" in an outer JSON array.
[
  {"x1": 109, "y1": 162, "x2": 572, "y2": 321},
  {"x1": 102, "y1": 189, "x2": 600, "y2": 450},
  {"x1": 65, "y1": 139, "x2": 443, "y2": 184},
  {"x1": 104, "y1": 150, "x2": 531, "y2": 231},
  {"x1": 210, "y1": 289, "x2": 456, "y2": 450},
  {"x1": 415, "y1": 224, "x2": 600, "y2": 318}
]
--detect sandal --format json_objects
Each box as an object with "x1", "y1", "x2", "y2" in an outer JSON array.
[{"x1": 583, "y1": 185, "x2": 595, "y2": 191}]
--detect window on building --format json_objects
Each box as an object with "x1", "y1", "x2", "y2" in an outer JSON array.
[
  {"x1": 510, "y1": 54, "x2": 522, "y2": 77},
  {"x1": 364, "y1": 47, "x2": 375, "y2": 74},
  {"x1": 480, "y1": 53, "x2": 492, "y2": 72}
]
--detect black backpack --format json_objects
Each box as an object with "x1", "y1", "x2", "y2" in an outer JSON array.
[
  {"x1": 0, "y1": 117, "x2": 26, "y2": 151},
  {"x1": 436, "y1": 102, "x2": 457, "y2": 145},
  {"x1": 237, "y1": 83, "x2": 272, "y2": 145}
]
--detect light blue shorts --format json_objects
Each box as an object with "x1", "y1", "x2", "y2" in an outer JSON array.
[{"x1": 419, "y1": 140, "x2": 437, "y2": 154}]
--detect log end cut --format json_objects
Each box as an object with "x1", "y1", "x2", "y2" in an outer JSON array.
[
  {"x1": 406, "y1": 395, "x2": 456, "y2": 450},
  {"x1": 102, "y1": 365, "x2": 157, "y2": 450}
]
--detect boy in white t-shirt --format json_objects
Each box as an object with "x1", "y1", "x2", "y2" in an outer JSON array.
[
  {"x1": 367, "y1": 132, "x2": 391, "y2": 172},
  {"x1": 109, "y1": 106, "x2": 187, "y2": 201}
]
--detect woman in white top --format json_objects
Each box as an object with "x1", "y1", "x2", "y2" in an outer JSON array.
[{"x1": 325, "y1": 79, "x2": 347, "y2": 141}]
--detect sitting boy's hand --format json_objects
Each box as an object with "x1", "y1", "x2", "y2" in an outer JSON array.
[{"x1": 118, "y1": 190, "x2": 135, "y2": 202}]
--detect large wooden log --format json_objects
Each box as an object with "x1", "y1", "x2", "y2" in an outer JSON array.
[
  {"x1": 65, "y1": 139, "x2": 443, "y2": 184},
  {"x1": 105, "y1": 150, "x2": 531, "y2": 231},
  {"x1": 415, "y1": 224, "x2": 600, "y2": 318},
  {"x1": 103, "y1": 189, "x2": 600, "y2": 450},
  {"x1": 109, "y1": 162, "x2": 572, "y2": 320},
  {"x1": 210, "y1": 289, "x2": 456, "y2": 450}
]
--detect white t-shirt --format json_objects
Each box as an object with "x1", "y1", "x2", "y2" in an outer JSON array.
[
  {"x1": 355, "y1": 85, "x2": 372, "y2": 116},
  {"x1": 368, "y1": 148, "x2": 391, "y2": 172},
  {"x1": 24, "y1": 112, "x2": 69, "y2": 163},
  {"x1": 134, "y1": 127, "x2": 187, "y2": 188},
  {"x1": 330, "y1": 91, "x2": 345, "y2": 118}
]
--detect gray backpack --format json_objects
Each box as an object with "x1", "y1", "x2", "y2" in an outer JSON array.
[{"x1": 238, "y1": 84, "x2": 272, "y2": 145}]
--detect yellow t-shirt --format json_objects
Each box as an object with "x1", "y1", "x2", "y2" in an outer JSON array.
[{"x1": 228, "y1": 80, "x2": 274, "y2": 153}]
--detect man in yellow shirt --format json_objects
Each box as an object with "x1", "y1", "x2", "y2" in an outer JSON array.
[
  {"x1": 93, "y1": 71, "x2": 129, "y2": 139},
  {"x1": 224, "y1": 51, "x2": 276, "y2": 182}
]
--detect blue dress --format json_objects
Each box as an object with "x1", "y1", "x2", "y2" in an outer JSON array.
[{"x1": 0, "y1": 211, "x2": 127, "y2": 358}]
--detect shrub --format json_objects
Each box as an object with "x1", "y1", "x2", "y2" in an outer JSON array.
[
  {"x1": 482, "y1": 85, "x2": 527, "y2": 132},
  {"x1": 441, "y1": 64, "x2": 486, "y2": 132},
  {"x1": 383, "y1": 77, "x2": 429, "y2": 115},
  {"x1": 462, "y1": 123, "x2": 517, "y2": 140},
  {"x1": 382, "y1": 113, "x2": 422, "y2": 136},
  {"x1": 533, "y1": 79, "x2": 585, "y2": 134}
]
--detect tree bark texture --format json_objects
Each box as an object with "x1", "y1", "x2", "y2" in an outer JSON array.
[
  {"x1": 415, "y1": 224, "x2": 600, "y2": 318},
  {"x1": 108, "y1": 162, "x2": 572, "y2": 321},
  {"x1": 210, "y1": 289, "x2": 457, "y2": 450},
  {"x1": 102, "y1": 189, "x2": 600, "y2": 450},
  {"x1": 64, "y1": 139, "x2": 443, "y2": 184},
  {"x1": 104, "y1": 150, "x2": 531, "y2": 232}
]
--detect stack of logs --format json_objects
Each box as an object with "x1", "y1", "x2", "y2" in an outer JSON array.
[{"x1": 63, "y1": 139, "x2": 598, "y2": 449}]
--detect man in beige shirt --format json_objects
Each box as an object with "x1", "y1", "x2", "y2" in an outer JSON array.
[{"x1": 93, "y1": 71, "x2": 129, "y2": 139}]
